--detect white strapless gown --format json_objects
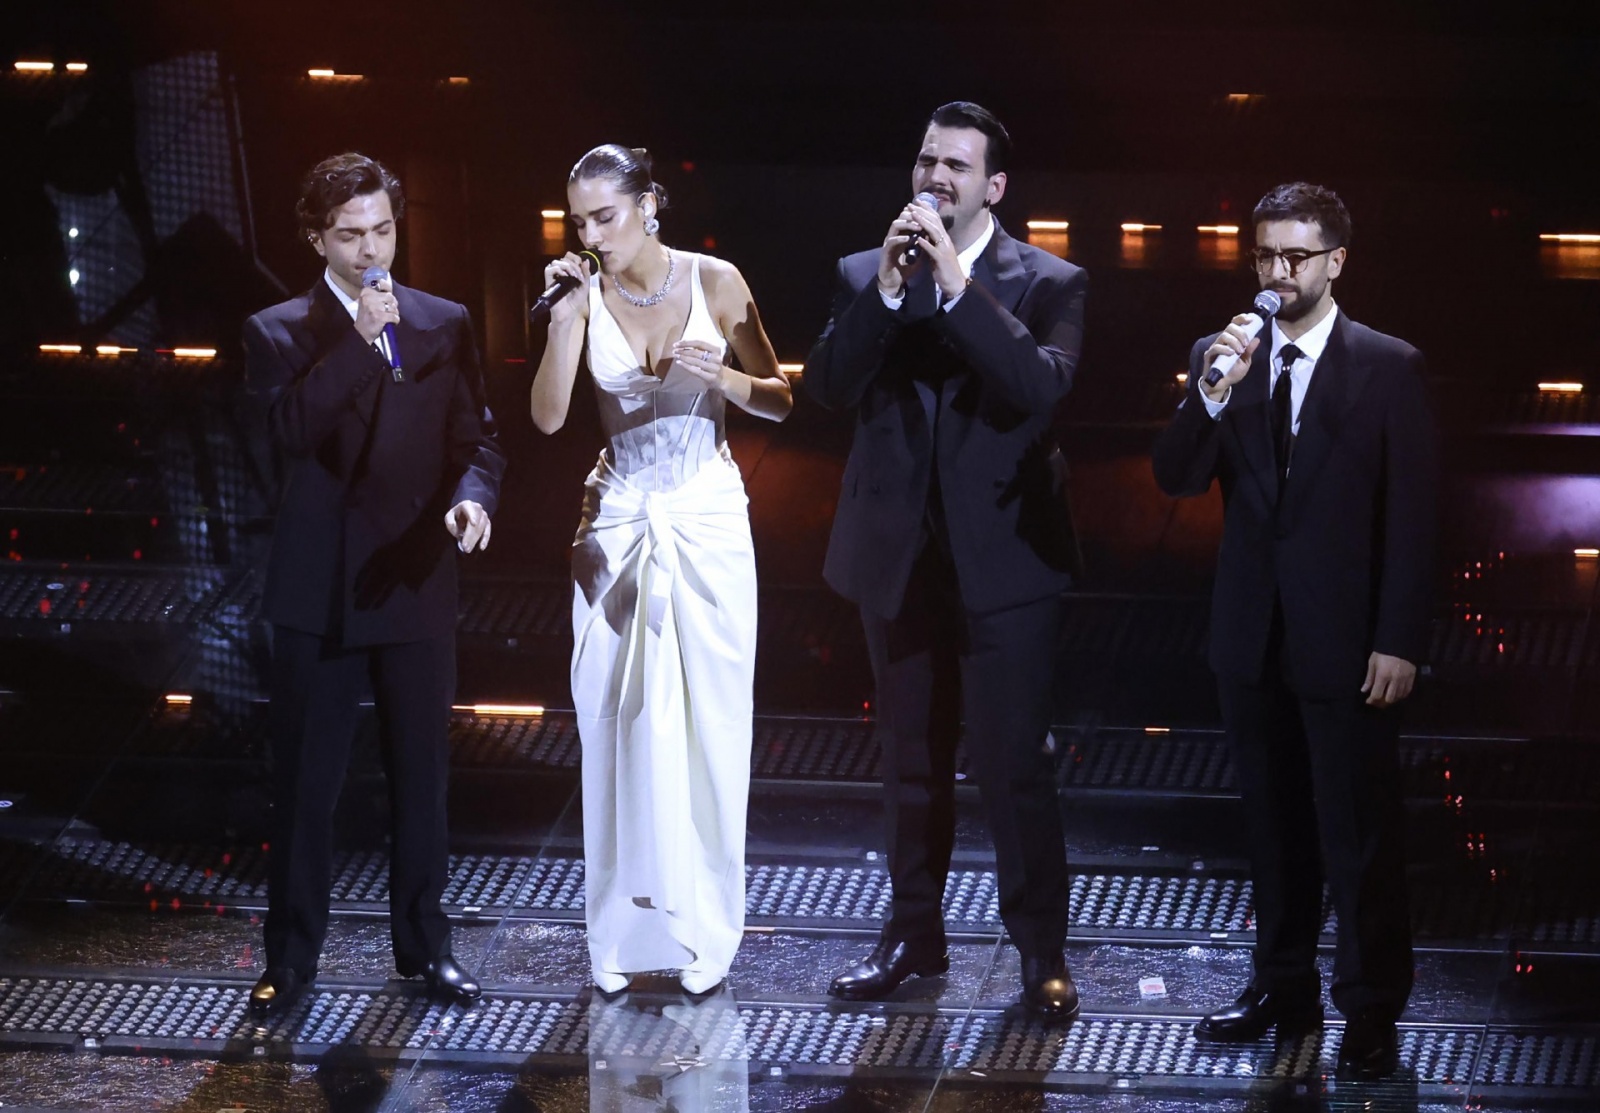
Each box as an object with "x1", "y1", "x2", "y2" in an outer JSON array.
[{"x1": 572, "y1": 254, "x2": 755, "y2": 994}]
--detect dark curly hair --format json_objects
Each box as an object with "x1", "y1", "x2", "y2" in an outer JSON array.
[
  {"x1": 1253, "y1": 182, "x2": 1352, "y2": 248},
  {"x1": 295, "y1": 152, "x2": 405, "y2": 241}
]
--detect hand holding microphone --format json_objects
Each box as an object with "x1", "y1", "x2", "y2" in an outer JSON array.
[
  {"x1": 531, "y1": 250, "x2": 601, "y2": 323},
  {"x1": 360, "y1": 267, "x2": 404, "y2": 381},
  {"x1": 1200, "y1": 289, "x2": 1282, "y2": 399},
  {"x1": 876, "y1": 191, "x2": 942, "y2": 298}
]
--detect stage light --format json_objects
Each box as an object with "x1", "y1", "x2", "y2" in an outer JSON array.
[
  {"x1": 165, "y1": 693, "x2": 193, "y2": 705},
  {"x1": 1121, "y1": 223, "x2": 1163, "y2": 233},
  {"x1": 14, "y1": 61, "x2": 54, "y2": 73},
  {"x1": 1026, "y1": 220, "x2": 1070, "y2": 231},
  {"x1": 1537, "y1": 382, "x2": 1583, "y2": 393},
  {"x1": 446, "y1": 76, "x2": 469, "y2": 85},
  {"x1": 1198, "y1": 225, "x2": 1240, "y2": 235},
  {"x1": 69, "y1": 268, "x2": 80, "y2": 286},
  {"x1": 540, "y1": 209, "x2": 565, "y2": 219},
  {"x1": 778, "y1": 362, "x2": 804, "y2": 377},
  {"x1": 1575, "y1": 548, "x2": 1599, "y2": 559},
  {"x1": 65, "y1": 62, "x2": 87, "y2": 73},
  {"x1": 1540, "y1": 233, "x2": 1600, "y2": 243},
  {"x1": 455, "y1": 702, "x2": 545, "y2": 717},
  {"x1": 1143, "y1": 726, "x2": 1171, "y2": 735},
  {"x1": 308, "y1": 68, "x2": 363, "y2": 81},
  {"x1": 173, "y1": 347, "x2": 217, "y2": 359},
  {"x1": 96, "y1": 345, "x2": 135, "y2": 356},
  {"x1": 68, "y1": 227, "x2": 79, "y2": 239},
  {"x1": 38, "y1": 344, "x2": 82, "y2": 354},
  {"x1": 1175, "y1": 372, "x2": 1188, "y2": 384}
]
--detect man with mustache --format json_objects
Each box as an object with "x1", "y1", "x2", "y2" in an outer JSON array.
[
  {"x1": 808, "y1": 101, "x2": 1087, "y2": 1018},
  {"x1": 1153, "y1": 182, "x2": 1437, "y2": 1079}
]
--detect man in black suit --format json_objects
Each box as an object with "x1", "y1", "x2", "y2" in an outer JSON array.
[
  {"x1": 807, "y1": 102, "x2": 1087, "y2": 1018},
  {"x1": 1153, "y1": 182, "x2": 1437, "y2": 1079},
  {"x1": 243, "y1": 152, "x2": 505, "y2": 1016}
]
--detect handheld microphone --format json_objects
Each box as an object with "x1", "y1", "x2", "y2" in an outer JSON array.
[
  {"x1": 529, "y1": 251, "x2": 602, "y2": 320},
  {"x1": 360, "y1": 266, "x2": 403, "y2": 382},
  {"x1": 1203, "y1": 289, "x2": 1283, "y2": 386},
  {"x1": 902, "y1": 192, "x2": 942, "y2": 263}
]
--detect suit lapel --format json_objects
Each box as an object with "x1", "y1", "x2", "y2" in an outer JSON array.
[
  {"x1": 1222, "y1": 339, "x2": 1280, "y2": 507},
  {"x1": 1280, "y1": 311, "x2": 1369, "y2": 524},
  {"x1": 975, "y1": 222, "x2": 1030, "y2": 314}
]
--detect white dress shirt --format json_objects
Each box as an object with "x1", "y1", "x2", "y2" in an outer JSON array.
[
  {"x1": 879, "y1": 211, "x2": 995, "y2": 313},
  {"x1": 1201, "y1": 300, "x2": 1340, "y2": 434}
]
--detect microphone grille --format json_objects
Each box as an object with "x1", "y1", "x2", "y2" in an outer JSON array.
[
  {"x1": 1254, "y1": 289, "x2": 1283, "y2": 316},
  {"x1": 913, "y1": 191, "x2": 940, "y2": 209},
  {"x1": 361, "y1": 266, "x2": 389, "y2": 287}
]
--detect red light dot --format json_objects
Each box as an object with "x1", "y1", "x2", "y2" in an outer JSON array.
[
  {"x1": 702, "y1": 236, "x2": 717, "y2": 250},
  {"x1": 680, "y1": 161, "x2": 695, "y2": 172},
  {"x1": 132, "y1": 549, "x2": 142, "y2": 560},
  {"x1": 170, "y1": 898, "x2": 181, "y2": 910},
  {"x1": 38, "y1": 599, "x2": 51, "y2": 615}
]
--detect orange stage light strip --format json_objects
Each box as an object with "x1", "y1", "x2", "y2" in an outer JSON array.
[
  {"x1": 1575, "y1": 549, "x2": 1600, "y2": 559},
  {"x1": 65, "y1": 62, "x2": 88, "y2": 73},
  {"x1": 1540, "y1": 234, "x2": 1600, "y2": 244},
  {"x1": 1537, "y1": 382, "x2": 1583, "y2": 393},
  {"x1": 165, "y1": 693, "x2": 193, "y2": 705},
  {"x1": 1143, "y1": 726, "x2": 1171, "y2": 735},
  {"x1": 307, "y1": 69, "x2": 364, "y2": 81},
  {"x1": 1198, "y1": 224, "x2": 1240, "y2": 235},
  {"x1": 539, "y1": 209, "x2": 566, "y2": 219},
  {"x1": 1026, "y1": 220, "x2": 1070, "y2": 231},
  {"x1": 446, "y1": 76, "x2": 469, "y2": 85},
  {"x1": 1175, "y1": 373, "x2": 1189, "y2": 384},
  {"x1": 1121, "y1": 223, "x2": 1163, "y2": 233},
  {"x1": 96, "y1": 345, "x2": 135, "y2": 355},
  {"x1": 39, "y1": 344, "x2": 82, "y2": 354},
  {"x1": 173, "y1": 347, "x2": 217, "y2": 359},
  {"x1": 15, "y1": 61, "x2": 55, "y2": 73},
  {"x1": 778, "y1": 363, "x2": 804, "y2": 377},
  {"x1": 454, "y1": 703, "x2": 545, "y2": 717}
]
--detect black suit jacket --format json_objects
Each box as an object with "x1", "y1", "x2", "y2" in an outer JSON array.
[
  {"x1": 807, "y1": 223, "x2": 1087, "y2": 618},
  {"x1": 244, "y1": 279, "x2": 505, "y2": 646},
  {"x1": 1151, "y1": 311, "x2": 1438, "y2": 699}
]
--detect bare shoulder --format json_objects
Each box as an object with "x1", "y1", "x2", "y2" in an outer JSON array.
[{"x1": 694, "y1": 253, "x2": 753, "y2": 308}]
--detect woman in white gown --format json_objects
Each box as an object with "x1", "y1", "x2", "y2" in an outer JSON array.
[{"x1": 530, "y1": 145, "x2": 792, "y2": 994}]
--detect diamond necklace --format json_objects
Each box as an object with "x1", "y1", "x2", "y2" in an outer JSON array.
[{"x1": 611, "y1": 251, "x2": 676, "y2": 308}]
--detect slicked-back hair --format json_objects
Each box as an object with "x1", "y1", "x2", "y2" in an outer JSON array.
[
  {"x1": 925, "y1": 101, "x2": 1012, "y2": 178},
  {"x1": 1253, "y1": 182, "x2": 1353, "y2": 248},
  {"x1": 295, "y1": 152, "x2": 404, "y2": 240},
  {"x1": 569, "y1": 143, "x2": 670, "y2": 211}
]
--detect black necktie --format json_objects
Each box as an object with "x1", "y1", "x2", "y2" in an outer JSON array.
[{"x1": 1271, "y1": 343, "x2": 1303, "y2": 478}]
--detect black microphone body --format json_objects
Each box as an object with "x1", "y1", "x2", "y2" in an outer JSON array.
[
  {"x1": 1202, "y1": 289, "x2": 1283, "y2": 387},
  {"x1": 902, "y1": 191, "x2": 942, "y2": 264},
  {"x1": 360, "y1": 266, "x2": 403, "y2": 382},
  {"x1": 530, "y1": 251, "x2": 602, "y2": 320}
]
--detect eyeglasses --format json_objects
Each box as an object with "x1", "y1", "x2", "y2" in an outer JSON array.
[{"x1": 1249, "y1": 247, "x2": 1336, "y2": 274}]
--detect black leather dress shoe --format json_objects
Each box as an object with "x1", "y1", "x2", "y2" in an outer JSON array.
[
  {"x1": 249, "y1": 966, "x2": 314, "y2": 1018},
  {"x1": 1194, "y1": 985, "x2": 1323, "y2": 1042},
  {"x1": 1337, "y1": 1008, "x2": 1400, "y2": 1080},
  {"x1": 1021, "y1": 954, "x2": 1080, "y2": 1020},
  {"x1": 828, "y1": 937, "x2": 949, "y2": 1000},
  {"x1": 399, "y1": 955, "x2": 482, "y2": 1003}
]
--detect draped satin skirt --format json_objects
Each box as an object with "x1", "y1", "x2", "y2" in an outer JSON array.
[{"x1": 571, "y1": 451, "x2": 756, "y2": 992}]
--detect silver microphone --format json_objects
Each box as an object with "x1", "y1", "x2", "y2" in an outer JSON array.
[{"x1": 1203, "y1": 289, "x2": 1283, "y2": 386}]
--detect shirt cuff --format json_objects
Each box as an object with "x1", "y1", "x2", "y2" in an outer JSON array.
[
  {"x1": 878, "y1": 285, "x2": 905, "y2": 310},
  {"x1": 1201, "y1": 387, "x2": 1231, "y2": 419},
  {"x1": 940, "y1": 289, "x2": 965, "y2": 313}
]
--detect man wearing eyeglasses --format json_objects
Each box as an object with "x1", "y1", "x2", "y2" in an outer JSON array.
[{"x1": 1152, "y1": 182, "x2": 1437, "y2": 1080}]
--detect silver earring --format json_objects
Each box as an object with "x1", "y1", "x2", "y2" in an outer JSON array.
[{"x1": 644, "y1": 216, "x2": 660, "y2": 236}]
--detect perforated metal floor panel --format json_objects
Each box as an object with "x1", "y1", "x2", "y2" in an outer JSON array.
[
  {"x1": 0, "y1": 567, "x2": 233, "y2": 631},
  {"x1": 15, "y1": 839, "x2": 1585, "y2": 946},
  {"x1": 1, "y1": 975, "x2": 1594, "y2": 1097}
]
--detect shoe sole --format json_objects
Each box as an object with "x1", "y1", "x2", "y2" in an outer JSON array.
[
  {"x1": 828, "y1": 956, "x2": 951, "y2": 1001},
  {"x1": 1194, "y1": 1013, "x2": 1324, "y2": 1043}
]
